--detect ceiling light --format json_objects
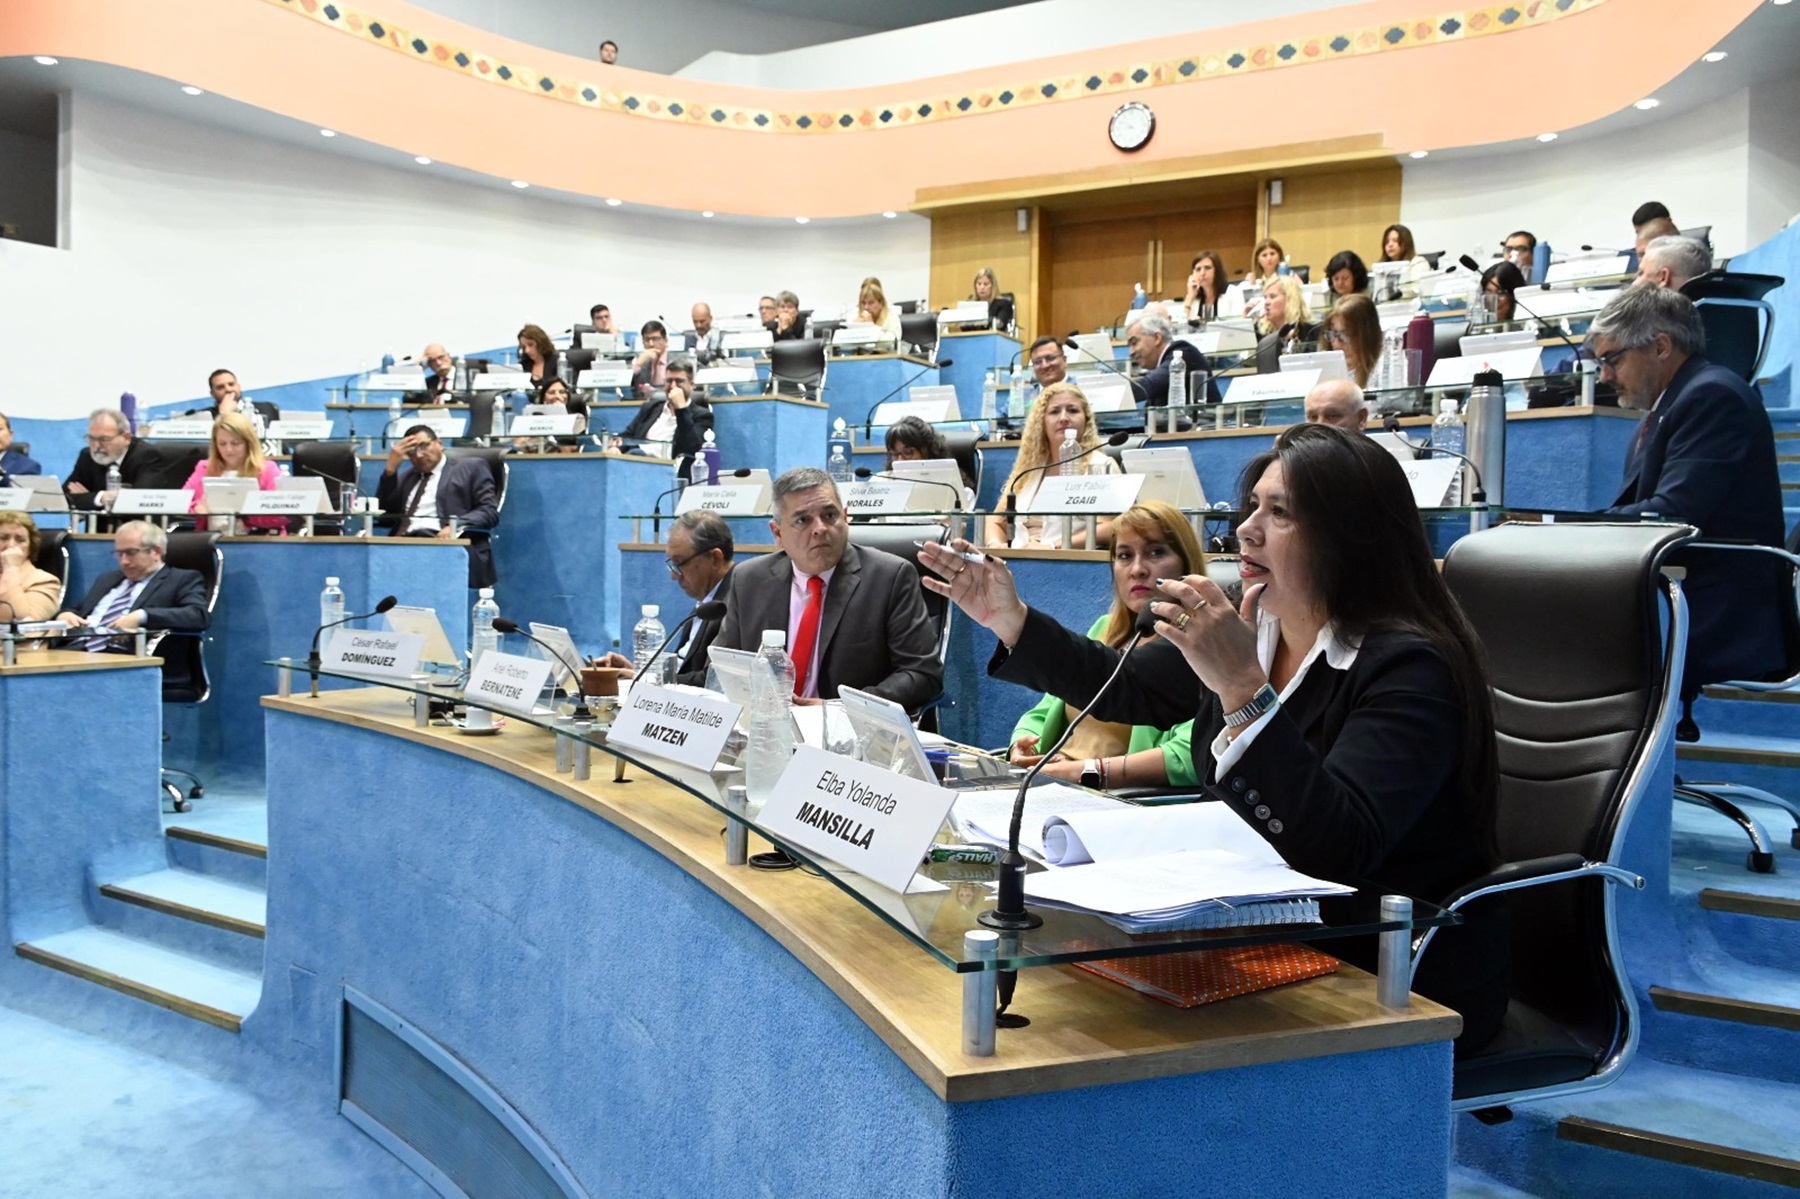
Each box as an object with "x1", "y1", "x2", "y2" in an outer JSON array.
[
  {"x1": 882, "y1": 210, "x2": 898, "y2": 218},
  {"x1": 33, "y1": 56, "x2": 57, "y2": 66},
  {"x1": 1702, "y1": 51, "x2": 1728, "y2": 63},
  {"x1": 1408, "y1": 150, "x2": 1429, "y2": 159},
  {"x1": 510, "y1": 180, "x2": 530, "y2": 189},
  {"x1": 1634, "y1": 98, "x2": 1661, "y2": 110},
  {"x1": 413, "y1": 155, "x2": 432, "y2": 165},
  {"x1": 1536, "y1": 132, "x2": 1559, "y2": 143},
  {"x1": 1775, "y1": 1, "x2": 1791, "y2": 8},
  {"x1": 794, "y1": 216, "x2": 810, "y2": 224},
  {"x1": 181, "y1": 85, "x2": 205, "y2": 96},
  {"x1": 605, "y1": 198, "x2": 622, "y2": 207},
  {"x1": 319, "y1": 128, "x2": 337, "y2": 137},
  {"x1": 702, "y1": 211, "x2": 715, "y2": 218}
]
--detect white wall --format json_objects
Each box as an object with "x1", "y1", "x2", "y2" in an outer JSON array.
[
  {"x1": 1747, "y1": 74, "x2": 1800, "y2": 247},
  {"x1": 1400, "y1": 90, "x2": 1753, "y2": 264},
  {"x1": 0, "y1": 93, "x2": 929, "y2": 419}
]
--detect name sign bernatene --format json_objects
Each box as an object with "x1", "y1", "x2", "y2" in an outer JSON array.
[
  {"x1": 607, "y1": 683, "x2": 742, "y2": 771},
  {"x1": 758, "y1": 746, "x2": 959, "y2": 893},
  {"x1": 463, "y1": 650, "x2": 553, "y2": 716}
]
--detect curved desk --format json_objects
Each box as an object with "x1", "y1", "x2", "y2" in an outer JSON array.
[{"x1": 255, "y1": 683, "x2": 1458, "y2": 1197}]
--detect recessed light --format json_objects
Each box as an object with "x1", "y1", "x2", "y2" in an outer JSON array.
[
  {"x1": 882, "y1": 210, "x2": 898, "y2": 218},
  {"x1": 1703, "y1": 51, "x2": 1728, "y2": 63},
  {"x1": 319, "y1": 128, "x2": 337, "y2": 137},
  {"x1": 605, "y1": 198, "x2": 622, "y2": 207},
  {"x1": 510, "y1": 180, "x2": 530, "y2": 189},
  {"x1": 1634, "y1": 98, "x2": 1661, "y2": 110},
  {"x1": 181, "y1": 85, "x2": 205, "y2": 96},
  {"x1": 1408, "y1": 150, "x2": 1429, "y2": 159},
  {"x1": 413, "y1": 155, "x2": 432, "y2": 165},
  {"x1": 702, "y1": 211, "x2": 715, "y2": 218},
  {"x1": 32, "y1": 56, "x2": 57, "y2": 66},
  {"x1": 1775, "y1": 1, "x2": 1791, "y2": 8},
  {"x1": 794, "y1": 216, "x2": 810, "y2": 224},
  {"x1": 1536, "y1": 132, "x2": 1559, "y2": 143}
]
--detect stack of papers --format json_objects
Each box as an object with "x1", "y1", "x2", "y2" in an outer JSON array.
[{"x1": 949, "y1": 783, "x2": 1128, "y2": 861}]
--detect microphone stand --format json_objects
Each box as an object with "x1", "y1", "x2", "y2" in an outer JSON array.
[
  {"x1": 1456, "y1": 254, "x2": 1593, "y2": 403},
  {"x1": 491, "y1": 617, "x2": 592, "y2": 719},
  {"x1": 308, "y1": 596, "x2": 399, "y2": 695},
  {"x1": 998, "y1": 431, "x2": 1132, "y2": 549},
  {"x1": 859, "y1": 357, "x2": 956, "y2": 443},
  {"x1": 1382, "y1": 415, "x2": 1489, "y2": 520}
]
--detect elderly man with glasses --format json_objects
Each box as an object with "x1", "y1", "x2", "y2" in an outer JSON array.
[
  {"x1": 56, "y1": 521, "x2": 209, "y2": 668},
  {"x1": 64, "y1": 408, "x2": 154, "y2": 510},
  {"x1": 598, "y1": 511, "x2": 736, "y2": 686}
]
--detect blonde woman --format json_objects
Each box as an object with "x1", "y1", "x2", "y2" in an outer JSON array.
[
  {"x1": 985, "y1": 381, "x2": 1119, "y2": 550},
  {"x1": 857, "y1": 279, "x2": 903, "y2": 341},
  {"x1": 1254, "y1": 274, "x2": 1321, "y2": 373},
  {"x1": 182, "y1": 412, "x2": 284, "y2": 533}
]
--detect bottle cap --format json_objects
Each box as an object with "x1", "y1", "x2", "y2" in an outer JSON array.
[
  {"x1": 761, "y1": 629, "x2": 787, "y2": 649},
  {"x1": 325, "y1": 577, "x2": 340, "y2": 587},
  {"x1": 480, "y1": 587, "x2": 494, "y2": 599},
  {"x1": 642, "y1": 604, "x2": 659, "y2": 617},
  {"x1": 833, "y1": 418, "x2": 846, "y2": 432}
]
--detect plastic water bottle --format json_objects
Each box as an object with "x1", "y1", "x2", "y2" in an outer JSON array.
[
  {"x1": 104, "y1": 462, "x2": 122, "y2": 509},
  {"x1": 982, "y1": 373, "x2": 999, "y2": 424},
  {"x1": 632, "y1": 604, "x2": 666, "y2": 678},
  {"x1": 1432, "y1": 398, "x2": 1466, "y2": 502},
  {"x1": 1378, "y1": 325, "x2": 1407, "y2": 391},
  {"x1": 698, "y1": 429, "x2": 721, "y2": 484},
  {"x1": 452, "y1": 356, "x2": 468, "y2": 393},
  {"x1": 1168, "y1": 349, "x2": 1188, "y2": 409},
  {"x1": 467, "y1": 588, "x2": 500, "y2": 730},
  {"x1": 689, "y1": 450, "x2": 709, "y2": 489},
  {"x1": 1008, "y1": 379, "x2": 1032, "y2": 425},
  {"x1": 744, "y1": 629, "x2": 796, "y2": 813},
  {"x1": 1058, "y1": 426, "x2": 1084, "y2": 475},
  {"x1": 319, "y1": 577, "x2": 346, "y2": 630}
]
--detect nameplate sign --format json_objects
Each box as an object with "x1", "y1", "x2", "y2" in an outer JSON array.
[
  {"x1": 841, "y1": 480, "x2": 912, "y2": 516},
  {"x1": 1427, "y1": 348, "x2": 1543, "y2": 388},
  {"x1": 1222, "y1": 369, "x2": 1319, "y2": 404},
  {"x1": 1028, "y1": 472, "x2": 1145, "y2": 514},
  {"x1": 112, "y1": 489, "x2": 191, "y2": 515},
  {"x1": 323, "y1": 629, "x2": 425, "y2": 680},
  {"x1": 0, "y1": 488, "x2": 27, "y2": 511},
  {"x1": 147, "y1": 417, "x2": 215, "y2": 440},
  {"x1": 675, "y1": 484, "x2": 769, "y2": 517},
  {"x1": 607, "y1": 683, "x2": 742, "y2": 771},
  {"x1": 471, "y1": 371, "x2": 533, "y2": 392},
  {"x1": 577, "y1": 367, "x2": 633, "y2": 389},
  {"x1": 404, "y1": 413, "x2": 467, "y2": 438},
  {"x1": 464, "y1": 649, "x2": 552, "y2": 715},
  {"x1": 508, "y1": 413, "x2": 582, "y2": 436},
  {"x1": 1399, "y1": 458, "x2": 1463, "y2": 508},
  {"x1": 872, "y1": 398, "x2": 958, "y2": 427},
  {"x1": 1546, "y1": 254, "x2": 1629, "y2": 285},
  {"x1": 759, "y1": 746, "x2": 958, "y2": 893},
  {"x1": 243, "y1": 490, "x2": 329, "y2": 515},
  {"x1": 266, "y1": 419, "x2": 333, "y2": 440}
]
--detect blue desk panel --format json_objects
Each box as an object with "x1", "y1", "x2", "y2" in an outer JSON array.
[
  {"x1": 938, "y1": 331, "x2": 1020, "y2": 419},
  {"x1": 820, "y1": 355, "x2": 940, "y2": 440},
  {"x1": 68, "y1": 534, "x2": 469, "y2": 790}
]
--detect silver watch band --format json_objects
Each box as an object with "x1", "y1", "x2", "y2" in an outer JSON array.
[{"x1": 1224, "y1": 682, "x2": 1280, "y2": 729}]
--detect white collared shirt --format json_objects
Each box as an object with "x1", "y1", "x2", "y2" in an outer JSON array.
[
  {"x1": 89, "y1": 564, "x2": 164, "y2": 628},
  {"x1": 1211, "y1": 612, "x2": 1362, "y2": 778},
  {"x1": 408, "y1": 467, "x2": 444, "y2": 533},
  {"x1": 787, "y1": 561, "x2": 838, "y2": 700}
]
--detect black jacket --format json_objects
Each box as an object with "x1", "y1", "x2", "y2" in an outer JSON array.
[
  {"x1": 65, "y1": 565, "x2": 211, "y2": 690},
  {"x1": 1130, "y1": 341, "x2": 1223, "y2": 407},
  {"x1": 376, "y1": 456, "x2": 501, "y2": 588},
  {"x1": 619, "y1": 396, "x2": 714, "y2": 462},
  {"x1": 673, "y1": 566, "x2": 733, "y2": 686}
]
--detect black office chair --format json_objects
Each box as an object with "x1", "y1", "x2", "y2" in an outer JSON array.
[
  {"x1": 938, "y1": 429, "x2": 984, "y2": 497},
  {"x1": 1679, "y1": 225, "x2": 1715, "y2": 253},
  {"x1": 564, "y1": 347, "x2": 597, "y2": 377},
  {"x1": 1434, "y1": 319, "x2": 1469, "y2": 365},
  {"x1": 291, "y1": 440, "x2": 361, "y2": 532},
  {"x1": 768, "y1": 339, "x2": 828, "y2": 401},
  {"x1": 809, "y1": 319, "x2": 844, "y2": 343},
  {"x1": 155, "y1": 531, "x2": 224, "y2": 813},
  {"x1": 1289, "y1": 265, "x2": 1311, "y2": 284},
  {"x1": 466, "y1": 393, "x2": 500, "y2": 442},
  {"x1": 845, "y1": 522, "x2": 952, "y2": 727},
  {"x1": 33, "y1": 528, "x2": 69, "y2": 611},
  {"x1": 1098, "y1": 433, "x2": 1151, "y2": 469},
  {"x1": 900, "y1": 312, "x2": 938, "y2": 358},
  {"x1": 1424, "y1": 521, "x2": 1694, "y2": 1114},
  {"x1": 1422, "y1": 251, "x2": 1445, "y2": 271},
  {"x1": 444, "y1": 446, "x2": 510, "y2": 524},
  {"x1": 140, "y1": 442, "x2": 209, "y2": 490},
  {"x1": 897, "y1": 300, "x2": 920, "y2": 315},
  {"x1": 1679, "y1": 270, "x2": 1783, "y2": 384}
]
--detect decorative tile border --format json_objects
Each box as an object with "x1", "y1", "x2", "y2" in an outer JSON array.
[{"x1": 265, "y1": 0, "x2": 1605, "y2": 135}]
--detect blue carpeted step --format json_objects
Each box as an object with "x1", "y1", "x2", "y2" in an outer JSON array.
[
  {"x1": 162, "y1": 802, "x2": 268, "y2": 889},
  {"x1": 14, "y1": 927, "x2": 261, "y2": 1032},
  {"x1": 1671, "y1": 801, "x2": 1800, "y2": 968},
  {"x1": 1688, "y1": 685, "x2": 1800, "y2": 743},
  {"x1": 1457, "y1": 1059, "x2": 1800, "y2": 1197},
  {"x1": 1677, "y1": 733, "x2": 1800, "y2": 800},
  {"x1": 1640, "y1": 951, "x2": 1800, "y2": 1087},
  {"x1": 95, "y1": 869, "x2": 265, "y2": 974}
]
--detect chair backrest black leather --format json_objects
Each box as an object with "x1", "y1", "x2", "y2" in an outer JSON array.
[
  {"x1": 156, "y1": 531, "x2": 223, "y2": 704},
  {"x1": 846, "y1": 523, "x2": 952, "y2": 676},
  {"x1": 1434, "y1": 319, "x2": 1469, "y2": 363},
  {"x1": 466, "y1": 393, "x2": 498, "y2": 440},
  {"x1": 33, "y1": 528, "x2": 69, "y2": 611},
  {"x1": 937, "y1": 429, "x2": 982, "y2": 494},
  {"x1": 1443, "y1": 521, "x2": 1691, "y2": 1033},
  {"x1": 137, "y1": 441, "x2": 208, "y2": 490},
  {"x1": 1422, "y1": 250, "x2": 1445, "y2": 270},
  {"x1": 1289, "y1": 265, "x2": 1311, "y2": 284},
  {"x1": 290, "y1": 441, "x2": 360, "y2": 494},
  {"x1": 563, "y1": 347, "x2": 597, "y2": 375},
  {"x1": 444, "y1": 446, "x2": 509, "y2": 516},
  {"x1": 1680, "y1": 270, "x2": 1783, "y2": 383},
  {"x1": 768, "y1": 339, "x2": 827, "y2": 395},
  {"x1": 900, "y1": 312, "x2": 938, "y2": 356}
]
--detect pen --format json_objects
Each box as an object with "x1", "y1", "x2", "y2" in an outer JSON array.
[{"x1": 914, "y1": 539, "x2": 987, "y2": 564}]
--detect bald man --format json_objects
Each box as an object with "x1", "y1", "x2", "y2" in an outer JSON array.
[
  {"x1": 420, "y1": 343, "x2": 455, "y2": 401},
  {"x1": 688, "y1": 302, "x2": 724, "y2": 365},
  {"x1": 1304, "y1": 379, "x2": 1369, "y2": 431}
]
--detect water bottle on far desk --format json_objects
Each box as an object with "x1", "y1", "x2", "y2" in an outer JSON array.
[
  {"x1": 632, "y1": 604, "x2": 665, "y2": 679},
  {"x1": 744, "y1": 629, "x2": 796, "y2": 814},
  {"x1": 1432, "y1": 398, "x2": 1466, "y2": 502},
  {"x1": 827, "y1": 418, "x2": 852, "y2": 481},
  {"x1": 981, "y1": 373, "x2": 999, "y2": 425},
  {"x1": 104, "y1": 462, "x2": 122, "y2": 510},
  {"x1": 1057, "y1": 426, "x2": 1084, "y2": 475},
  {"x1": 1168, "y1": 350, "x2": 1188, "y2": 412},
  {"x1": 320, "y1": 576, "x2": 346, "y2": 631},
  {"x1": 688, "y1": 450, "x2": 709, "y2": 490},
  {"x1": 467, "y1": 587, "x2": 500, "y2": 729}
]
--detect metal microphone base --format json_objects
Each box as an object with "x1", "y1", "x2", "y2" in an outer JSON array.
[
  {"x1": 978, "y1": 850, "x2": 1043, "y2": 930},
  {"x1": 978, "y1": 907, "x2": 1043, "y2": 931}
]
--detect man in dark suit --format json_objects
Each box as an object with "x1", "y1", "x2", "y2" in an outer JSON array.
[
  {"x1": 711, "y1": 467, "x2": 941, "y2": 712},
  {"x1": 64, "y1": 408, "x2": 157, "y2": 509},
  {"x1": 376, "y1": 425, "x2": 501, "y2": 588},
  {"x1": 201, "y1": 369, "x2": 280, "y2": 424},
  {"x1": 600, "y1": 510, "x2": 735, "y2": 686},
  {"x1": 1125, "y1": 310, "x2": 1222, "y2": 409},
  {"x1": 0, "y1": 410, "x2": 41, "y2": 479},
  {"x1": 56, "y1": 521, "x2": 209, "y2": 684},
  {"x1": 619, "y1": 359, "x2": 714, "y2": 473},
  {"x1": 1595, "y1": 285, "x2": 1787, "y2": 690}
]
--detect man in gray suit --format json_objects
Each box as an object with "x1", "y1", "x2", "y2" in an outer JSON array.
[{"x1": 712, "y1": 467, "x2": 941, "y2": 713}]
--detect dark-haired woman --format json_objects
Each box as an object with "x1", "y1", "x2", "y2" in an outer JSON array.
[
  {"x1": 1325, "y1": 250, "x2": 1369, "y2": 300},
  {"x1": 918, "y1": 422, "x2": 1506, "y2": 1050},
  {"x1": 1379, "y1": 224, "x2": 1431, "y2": 283},
  {"x1": 1480, "y1": 261, "x2": 1525, "y2": 324}
]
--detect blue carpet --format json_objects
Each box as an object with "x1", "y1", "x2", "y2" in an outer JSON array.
[{"x1": 0, "y1": 1004, "x2": 429, "y2": 1198}]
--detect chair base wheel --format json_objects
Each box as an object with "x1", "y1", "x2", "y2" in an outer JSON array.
[
  {"x1": 188, "y1": 786, "x2": 204, "y2": 799},
  {"x1": 1790, "y1": 830, "x2": 1800, "y2": 851},
  {"x1": 1750, "y1": 850, "x2": 1776, "y2": 874},
  {"x1": 173, "y1": 798, "x2": 193, "y2": 814},
  {"x1": 1469, "y1": 1106, "x2": 1513, "y2": 1126}
]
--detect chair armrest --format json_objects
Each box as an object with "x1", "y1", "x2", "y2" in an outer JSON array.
[{"x1": 1440, "y1": 854, "x2": 1644, "y2": 913}]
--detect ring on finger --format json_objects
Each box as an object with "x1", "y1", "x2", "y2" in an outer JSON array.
[{"x1": 1174, "y1": 611, "x2": 1192, "y2": 630}]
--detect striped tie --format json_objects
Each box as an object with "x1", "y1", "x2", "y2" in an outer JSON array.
[{"x1": 86, "y1": 583, "x2": 137, "y2": 653}]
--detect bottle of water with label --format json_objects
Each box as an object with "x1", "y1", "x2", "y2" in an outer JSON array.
[
  {"x1": 320, "y1": 576, "x2": 346, "y2": 630},
  {"x1": 104, "y1": 462, "x2": 122, "y2": 509},
  {"x1": 744, "y1": 629, "x2": 796, "y2": 813},
  {"x1": 1432, "y1": 398, "x2": 1466, "y2": 503},
  {"x1": 982, "y1": 373, "x2": 999, "y2": 425},
  {"x1": 1168, "y1": 349, "x2": 1188, "y2": 409},
  {"x1": 698, "y1": 429, "x2": 721, "y2": 485},
  {"x1": 632, "y1": 604, "x2": 665, "y2": 678},
  {"x1": 1058, "y1": 426, "x2": 1084, "y2": 475},
  {"x1": 471, "y1": 588, "x2": 500, "y2": 664}
]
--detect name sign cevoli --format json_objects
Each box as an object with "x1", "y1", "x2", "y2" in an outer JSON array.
[
  {"x1": 606, "y1": 682, "x2": 742, "y2": 770},
  {"x1": 758, "y1": 745, "x2": 959, "y2": 893}
]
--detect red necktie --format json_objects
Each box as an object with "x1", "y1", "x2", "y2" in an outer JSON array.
[{"x1": 792, "y1": 575, "x2": 824, "y2": 697}]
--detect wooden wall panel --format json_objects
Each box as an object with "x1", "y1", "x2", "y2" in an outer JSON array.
[
  {"x1": 929, "y1": 209, "x2": 1039, "y2": 341},
  {"x1": 1262, "y1": 163, "x2": 1403, "y2": 281}
]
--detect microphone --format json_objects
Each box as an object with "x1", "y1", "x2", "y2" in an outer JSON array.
[
  {"x1": 853, "y1": 467, "x2": 964, "y2": 512},
  {"x1": 294, "y1": 462, "x2": 363, "y2": 520},
  {"x1": 309, "y1": 595, "x2": 399, "y2": 669},
  {"x1": 491, "y1": 616, "x2": 593, "y2": 717},
  {"x1": 1458, "y1": 255, "x2": 1589, "y2": 385},
  {"x1": 629, "y1": 599, "x2": 728, "y2": 687},
  {"x1": 1062, "y1": 332, "x2": 1133, "y2": 382},
  {"x1": 1001, "y1": 431, "x2": 1132, "y2": 518},
  {"x1": 1382, "y1": 414, "x2": 1487, "y2": 503},
  {"x1": 859, "y1": 357, "x2": 956, "y2": 441}
]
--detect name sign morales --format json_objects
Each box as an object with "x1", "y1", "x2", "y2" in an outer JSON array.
[{"x1": 758, "y1": 746, "x2": 959, "y2": 893}]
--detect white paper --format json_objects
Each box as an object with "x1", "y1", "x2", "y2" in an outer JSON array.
[
  {"x1": 1223, "y1": 369, "x2": 1319, "y2": 404},
  {"x1": 608, "y1": 682, "x2": 742, "y2": 770},
  {"x1": 1022, "y1": 847, "x2": 1350, "y2": 917},
  {"x1": 951, "y1": 783, "x2": 1129, "y2": 861},
  {"x1": 1040, "y1": 802, "x2": 1287, "y2": 867}
]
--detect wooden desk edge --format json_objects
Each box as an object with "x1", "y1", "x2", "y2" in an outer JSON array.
[
  {"x1": 262, "y1": 689, "x2": 1462, "y2": 1103},
  {"x1": 0, "y1": 649, "x2": 162, "y2": 676}
]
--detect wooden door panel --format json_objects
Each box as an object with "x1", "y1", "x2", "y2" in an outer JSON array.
[{"x1": 1047, "y1": 216, "x2": 1158, "y2": 339}]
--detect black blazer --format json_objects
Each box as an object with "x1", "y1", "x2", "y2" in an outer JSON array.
[
  {"x1": 376, "y1": 456, "x2": 501, "y2": 588},
  {"x1": 1255, "y1": 321, "x2": 1322, "y2": 374},
  {"x1": 1606, "y1": 354, "x2": 1788, "y2": 689},
  {"x1": 713, "y1": 544, "x2": 942, "y2": 713},
  {"x1": 767, "y1": 320, "x2": 806, "y2": 342},
  {"x1": 1130, "y1": 341, "x2": 1223, "y2": 407},
  {"x1": 66, "y1": 565, "x2": 211, "y2": 689},
  {"x1": 992, "y1": 609, "x2": 1506, "y2": 1046},
  {"x1": 673, "y1": 566, "x2": 733, "y2": 686},
  {"x1": 619, "y1": 396, "x2": 714, "y2": 462},
  {"x1": 65, "y1": 441, "x2": 159, "y2": 509}
]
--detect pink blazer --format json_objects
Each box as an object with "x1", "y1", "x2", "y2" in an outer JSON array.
[{"x1": 183, "y1": 459, "x2": 288, "y2": 532}]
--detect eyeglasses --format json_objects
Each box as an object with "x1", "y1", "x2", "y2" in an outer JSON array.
[
  {"x1": 85, "y1": 433, "x2": 124, "y2": 446},
  {"x1": 114, "y1": 547, "x2": 154, "y2": 559},
  {"x1": 665, "y1": 550, "x2": 701, "y2": 575},
  {"x1": 1593, "y1": 345, "x2": 1640, "y2": 372},
  {"x1": 1323, "y1": 328, "x2": 1349, "y2": 344},
  {"x1": 1029, "y1": 355, "x2": 1062, "y2": 368}
]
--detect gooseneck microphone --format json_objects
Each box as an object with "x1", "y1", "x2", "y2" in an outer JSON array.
[
  {"x1": 859, "y1": 357, "x2": 955, "y2": 441},
  {"x1": 1382, "y1": 413, "x2": 1487, "y2": 503},
  {"x1": 1062, "y1": 332, "x2": 1134, "y2": 382},
  {"x1": 491, "y1": 617, "x2": 593, "y2": 717},
  {"x1": 1457, "y1": 254, "x2": 1588, "y2": 368},
  {"x1": 853, "y1": 467, "x2": 964, "y2": 512},
  {"x1": 309, "y1": 595, "x2": 399, "y2": 669},
  {"x1": 1001, "y1": 431, "x2": 1132, "y2": 520},
  {"x1": 631, "y1": 599, "x2": 728, "y2": 686}
]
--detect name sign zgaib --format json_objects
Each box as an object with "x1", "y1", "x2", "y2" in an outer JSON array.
[
  {"x1": 607, "y1": 683, "x2": 742, "y2": 771},
  {"x1": 323, "y1": 630, "x2": 425, "y2": 680},
  {"x1": 758, "y1": 745, "x2": 959, "y2": 893},
  {"x1": 1029, "y1": 472, "x2": 1145, "y2": 514},
  {"x1": 463, "y1": 650, "x2": 553, "y2": 716}
]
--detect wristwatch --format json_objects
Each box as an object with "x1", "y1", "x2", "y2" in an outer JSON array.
[
  {"x1": 1079, "y1": 760, "x2": 1104, "y2": 790},
  {"x1": 1223, "y1": 683, "x2": 1280, "y2": 729}
]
